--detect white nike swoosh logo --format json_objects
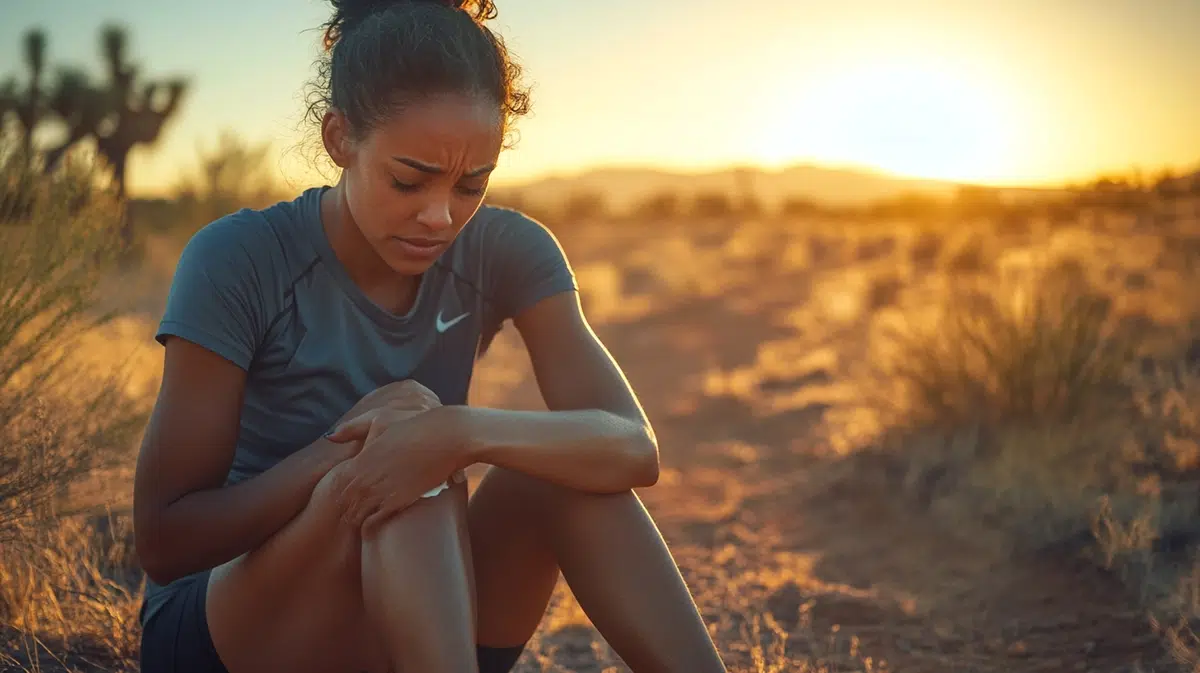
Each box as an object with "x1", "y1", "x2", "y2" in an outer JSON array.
[{"x1": 435, "y1": 310, "x2": 470, "y2": 333}]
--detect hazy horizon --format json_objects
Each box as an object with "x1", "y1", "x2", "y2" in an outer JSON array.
[{"x1": 3, "y1": 0, "x2": 1200, "y2": 198}]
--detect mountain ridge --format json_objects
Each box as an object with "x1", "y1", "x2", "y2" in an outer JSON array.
[{"x1": 488, "y1": 163, "x2": 1060, "y2": 212}]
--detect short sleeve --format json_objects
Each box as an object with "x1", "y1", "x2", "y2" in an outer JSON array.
[
  {"x1": 155, "y1": 215, "x2": 270, "y2": 370},
  {"x1": 486, "y1": 211, "x2": 578, "y2": 323}
]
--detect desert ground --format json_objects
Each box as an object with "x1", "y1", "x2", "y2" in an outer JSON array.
[{"x1": 5, "y1": 178, "x2": 1200, "y2": 672}]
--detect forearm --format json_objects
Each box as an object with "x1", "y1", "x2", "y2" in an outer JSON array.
[
  {"x1": 459, "y1": 406, "x2": 659, "y2": 493},
  {"x1": 140, "y1": 438, "x2": 350, "y2": 584}
]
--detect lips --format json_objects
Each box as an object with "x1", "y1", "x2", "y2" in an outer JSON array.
[
  {"x1": 391, "y1": 236, "x2": 449, "y2": 260},
  {"x1": 395, "y1": 236, "x2": 448, "y2": 247}
]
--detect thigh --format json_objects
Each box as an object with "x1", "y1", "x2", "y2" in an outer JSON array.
[
  {"x1": 204, "y1": 460, "x2": 386, "y2": 673},
  {"x1": 467, "y1": 467, "x2": 562, "y2": 648},
  {"x1": 205, "y1": 463, "x2": 473, "y2": 673}
]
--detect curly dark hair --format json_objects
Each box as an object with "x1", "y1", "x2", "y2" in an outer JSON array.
[{"x1": 306, "y1": 0, "x2": 530, "y2": 148}]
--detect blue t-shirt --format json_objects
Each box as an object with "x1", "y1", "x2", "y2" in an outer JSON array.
[{"x1": 142, "y1": 185, "x2": 576, "y2": 616}]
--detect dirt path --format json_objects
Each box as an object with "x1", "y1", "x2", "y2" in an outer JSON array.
[{"x1": 467, "y1": 225, "x2": 1181, "y2": 672}]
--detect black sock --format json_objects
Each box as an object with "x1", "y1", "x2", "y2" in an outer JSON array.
[{"x1": 476, "y1": 643, "x2": 527, "y2": 673}]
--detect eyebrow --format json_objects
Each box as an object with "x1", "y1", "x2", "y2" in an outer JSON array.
[{"x1": 393, "y1": 156, "x2": 496, "y2": 178}]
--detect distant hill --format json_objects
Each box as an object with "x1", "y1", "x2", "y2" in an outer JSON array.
[{"x1": 487, "y1": 164, "x2": 1063, "y2": 214}]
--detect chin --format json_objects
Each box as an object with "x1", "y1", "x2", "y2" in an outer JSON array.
[
  {"x1": 383, "y1": 255, "x2": 438, "y2": 277},
  {"x1": 377, "y1": 237, "x2": 451, "y2": 275}
]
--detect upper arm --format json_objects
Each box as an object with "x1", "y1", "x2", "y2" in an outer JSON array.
[
  {"x1": 134, "y1": 338, "x2": 246, "y2": 533},
  {"x1": 133, "y1": 217, "x2": 271, "y2": 544},
  {"x1": 483, "y1": 209, "x2": 647, "y2": 423},
  {"x1": 513, "y1": 290, "x2": 649, "y2": 425}
]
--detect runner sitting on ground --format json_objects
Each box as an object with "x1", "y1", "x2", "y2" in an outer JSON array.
[{"x1": 132, "y1": 1, "x2": 729, "y2": 672}]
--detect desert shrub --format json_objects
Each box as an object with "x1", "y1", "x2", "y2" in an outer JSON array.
[
  {"x1": 0, "y1": 133, "x2": 149, "y2": 667},
  {"x1": 632, "y1": 191, "x2": 680, "y2": 221},
  {"x1": 144, "y1": 129, "x2": 287, "y2": 239},
  {"x1": 0, "y1": 139, "x2": 145, "y2": 531},
  {"x1": 837, "y1": 263, "x2": 1156, "y2": 549},
  {"x1": 560, "y1": 190, "x2": 608, "y2": 223},
  {"x1": 873, "y1": 267, "x2": 1134, "y2": 429},
  {"x1": 0, "y1": 515, "x2": 142, "y2": 671},
  {"x1": 778, "y1": 196, "x2": 821, "y2": 219},
  {"x1": 691, "y1": 192, "x2": 734, "y2": 219}
]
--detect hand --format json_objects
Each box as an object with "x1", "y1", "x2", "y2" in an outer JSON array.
[
  {"x1": 330, "y1": 379, "x2": 442, "y2": 433},
  {"x1": 324, "y1": 406, "x2": 467, "y2": 531}
]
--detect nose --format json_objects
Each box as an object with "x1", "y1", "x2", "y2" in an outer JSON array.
[{"x1": 416, "y1": 196, "x2": 453, "y2": 233}]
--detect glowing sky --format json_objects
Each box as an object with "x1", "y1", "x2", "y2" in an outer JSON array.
[{"x1": 3, "y1": 0, "x2": 1199, "y2": 196}]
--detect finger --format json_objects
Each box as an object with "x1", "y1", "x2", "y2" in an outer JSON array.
[
  {"x1": 362, "y1": 507, "x2": 388, "y2": 535},
  {"x1": 335, "y1": 469, "x2": 371, "y2": 513},
  {"x1": 326, "y1": 414, "x2": 373, "y2": 443},
  {"x1": 343, "y1": 474, "x2": 381, "y2": 526},
  {"x1": 363, "y1": 495, "x2": 411, "y2": 533},
  {"x1": 351, "y1": 493, "x2": 383, "y2": 528},
  {"x1": 401, "y1": 379, "x2": 441, "y2": 403}
]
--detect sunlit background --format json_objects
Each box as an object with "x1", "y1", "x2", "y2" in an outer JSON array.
[{"x1": 3, "y1": 0, "x2": 1200, "y2": 196}]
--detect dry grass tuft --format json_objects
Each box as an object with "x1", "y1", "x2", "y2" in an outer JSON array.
[
  {"x1": 0, "y1": 138, "x2": 150, "y2": 672},
  {"x1": 831, "y1": 210, "x2": 1200, "y2": 667},
  {"x1": 865, "y1": 263, "x2": 1136, "y2": 431},
  {"x1": 837, "y1": 256, "x2": 1191, "y2": 549},
  {"x1": 1, "y1": 515, "x2": 143, "y2": 672}
]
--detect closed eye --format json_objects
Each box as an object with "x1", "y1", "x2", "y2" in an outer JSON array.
[
  {"x1": 391, "y1": 175, "x2": 486, "y2": 197},
  {"x1": 392, "y1": 177, "x2": 420, "y2": 193}
]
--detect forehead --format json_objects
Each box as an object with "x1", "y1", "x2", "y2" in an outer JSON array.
[{"x1": 365, "y1": 94, "x2": 503, "y2": 166}]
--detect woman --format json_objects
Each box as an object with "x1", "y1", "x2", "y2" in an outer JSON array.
[{"x1": 133, "y1": 1, "x2": 729, "y2": 672}]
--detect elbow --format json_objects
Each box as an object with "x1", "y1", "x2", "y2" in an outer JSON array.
[
  {"x1": 136, "y1": 530, "x2": 180, "y2": 586},
  {"x1": 625, "y1": 423, "x2": 660, "y2": 489},
  {"x1": 134, "y1": 511, "x2": 183, "y2": 586},
  {"x1": 136, "y1": 541, "x2": 172, "y2": 586}
]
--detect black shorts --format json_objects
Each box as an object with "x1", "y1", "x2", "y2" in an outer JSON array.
[{"x1": 139, "y1": 569, "x2": 526, "y2": 673}]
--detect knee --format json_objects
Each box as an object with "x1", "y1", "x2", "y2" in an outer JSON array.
[{"x1": 306, "y1": 460, "x2": 365, "y2": 570}]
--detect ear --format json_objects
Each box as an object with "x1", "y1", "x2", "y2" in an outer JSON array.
[{"x1": 322, "y1": 108, "x2": 354, "y2": 168}]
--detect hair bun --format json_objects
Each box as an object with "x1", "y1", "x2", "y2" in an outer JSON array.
[{"x1": 326, "y1": 0, "x2": 495, "y2": 46}]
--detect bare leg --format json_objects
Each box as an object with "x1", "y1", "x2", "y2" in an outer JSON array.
[
  {"x1": 469, "y1": 467, "x2": 726, "y2": 672},
  {"x1": 361, "y1": 482, "x2": 477, "y2": 672},
  {"x1": 205, "y1": 461, "x2": 476, "y2": 673}
]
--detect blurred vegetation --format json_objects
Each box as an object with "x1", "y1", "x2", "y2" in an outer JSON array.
[
  {"x1": 0, "y1": 129, "x2": 149, "y2": 669},
  {"x1": 129, "y1": 129, "x2": 288, "y2": 241},
  {"x1": 819, "y1": 171, "x2": 1200, "y2": 666},
  {"x1": 491, "y1": 163, "x2": 1200, "y2": 233},
  {"x1": 0, "y1": 24, "x2": 188, "y2": 245},
  {"x1": 0, "y1": 130, "x2": 146, "y2": 540},
  {"x1": 0, "y1": 112, "x2": 153, "y2": 669}
]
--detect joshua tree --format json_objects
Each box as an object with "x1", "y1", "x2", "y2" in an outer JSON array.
[
  {"x1": 0, "y1": 29, "x2": 49, "y2": 164},
  {"x1": 1, "y1": 25, "x2": 189, "y2": 243},
  {"x1": 0, "y1": 78, "x2": 16, "y2": 130},
  {"x1": 43, "y1": 67, "x2": 110, "y2": 173},
  {"x1": 94, "y1": 25, "x2": 188, "y2": 201}
]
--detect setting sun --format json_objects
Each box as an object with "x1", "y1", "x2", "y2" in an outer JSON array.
[{"x1": 754, "y1": 59, "x2": 1025, "y2": 182}]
